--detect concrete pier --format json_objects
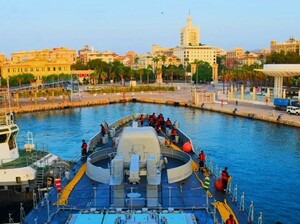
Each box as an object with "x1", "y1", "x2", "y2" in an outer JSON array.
[{"x1": 1, "y1": 87, "x2": 299, "y2": 128}]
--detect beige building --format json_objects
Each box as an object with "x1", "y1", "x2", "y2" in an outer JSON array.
[
  {"x1": 226, "y1": 48, "x2": 264, "y2": 68},
  {"x1": 11, "y1": 47, "x2": 76, "y2": 64},
  {"x1": 78, "y1": 45, "x2": 118, "y2": 64},
  {"x1": 0, "y1": 48, "x2": 76, "y2": 82},
  {"x1": 135, "y1": 53, "x2": 153, "y2": 69},
  {"x1": 180, "y1": 14, "x2": 200, "y2": 46},
  {"x1": 270, "y1": 37, "x2": 300, "y2": 55},
  {"x1": 174, "y1": 45, "x2": 217, "y2": 66},
  {"x1": 173, "y1": 15, "x2": 218, "y2": 68},
  {"x1": 0, "y1": 54, "x2": 6, "y2": 63},
  {"x1": 152, "y1": 45, "x2": 174, "y2": 57}
]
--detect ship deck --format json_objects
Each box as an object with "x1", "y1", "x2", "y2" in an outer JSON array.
[
  {"x1": 1, "y1": 150, "x2": 49, "y2": 168},
  {"x1": 24, "y1": 115, "x2": 250, "y2": 224}
]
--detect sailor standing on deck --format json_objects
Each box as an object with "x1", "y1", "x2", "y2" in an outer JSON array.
[
  {"x1": 81, "y1": 140, "x2": 87, "y2": 158},
  {"x1": 139, "y1": 114, "x2": 145, "y2": 126},
  {"x1": 171, "y1": 127, "x2": 177, "y2": 142},
  {"x1": 100, "y1": 124, "x2": 106, "y2": 137},
  {"x1": 198, "y1": 150, "x2": 205, "y2": 170},
  {"x1": 165, "y1": 118, "x2": 172, "y2": 128},
  {"x1": 226, "y1": 214, "x2": 236, "y2": 224},
  {"x1": 222, "y1": 167, "x2": 230, "y2": 192}
]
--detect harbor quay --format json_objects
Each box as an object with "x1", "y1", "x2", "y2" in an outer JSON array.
[{"x1": 1, "y1": 84, "x2": 300, "y2": 128}]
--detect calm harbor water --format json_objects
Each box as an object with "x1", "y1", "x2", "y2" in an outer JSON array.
[{"x1": 15, "y1": 103, "x2": 300, "y2": 224}]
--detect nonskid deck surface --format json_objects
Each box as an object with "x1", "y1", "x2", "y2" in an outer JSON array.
[
  {"x1": 25, "y1": 155, "x2": 216, "y2": 223},
  {"x1": 25, "y1": 153, "x2": 248, "y2": 223},
  {"x1": 24, "y1": 115, "x2": 250, "y2": 224}
]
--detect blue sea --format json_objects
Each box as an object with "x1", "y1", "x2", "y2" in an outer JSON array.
[{"x1": 15, "y1": 103, "x2": 300, "y2": 224}]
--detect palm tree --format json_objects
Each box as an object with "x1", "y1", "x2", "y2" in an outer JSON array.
[
  {"x1": 90, "y1": 72, "x2": 98, "y2": 85},
  {"x1": 152, "y1": 57, "x2": 160, "y2": 78},
  {"x1": 161, "y1": 55, "x2": 166, "y2": 67},
  {"x1": 118, "y1": 68, "x2": 125, "y2": 85},
  {"x1": 134, "y1": 57, "x2": 139, "y2": 69},
  {"x1": 146, "y1": 65, "x2": 152, "y2": 84},
  {"x1": 184, "y1": 57, "x2": 189, "y2": 82},
  {"x1": 137, "y1": 69, "x2": 144, "y2": 83},
  {"x1": 110, "y1": 72, "x2": 115, "y2": 84},
  {"x1": 168, "y1": 65, "x2": 175, "y2": 86},
  {"x1": 100, "y1": 71, "x2": 107, "y2": 84},
  {"x1": 156, "y1": 68, "x2": 162, "y2": 84},
  {"x1": 18, "y1": 78, "x2": 22, "y2": 87},
  {"x1": 107, "y1": 62, "x2": 113, "y2": 81}
]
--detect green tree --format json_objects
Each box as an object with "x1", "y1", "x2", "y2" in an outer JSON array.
[
  {"x1": 137, "y1": 68, "x2": 144, "y2": 83},
  {"x1": 193, "y1": 60, "x2": 212, "y2": 83},
  {"x1": 152, "y1": 57, "x2": 159, "y2": 78},
  {"x1": 266, "y1": 51, "x2": 300, "y2": 64},
  {"x1": 71, "y1": 61, "x2": 89, "y2": 70},
  {"x1": 100, "y1": 71, "x2": 107, "y2": 84}
]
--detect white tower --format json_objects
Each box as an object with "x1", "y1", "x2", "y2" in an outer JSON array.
[{"x1": 180, "y1": 14, "x2": 200, "y2": 46}]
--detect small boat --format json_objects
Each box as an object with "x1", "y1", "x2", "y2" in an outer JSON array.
[
  {"x1": 23, "y1": 113, "x2": 261, "y2": 224},
  {"x1": 0, "y1": 112, "x2": 71, "y2": 223}
]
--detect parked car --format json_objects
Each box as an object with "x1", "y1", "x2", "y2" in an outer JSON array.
[{"x1": 286, "y1": 106, "x2": 300, "y2": 115}]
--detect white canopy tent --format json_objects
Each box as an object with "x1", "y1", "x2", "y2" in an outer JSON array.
[{"x1": 256, "y1": 64, "x2": 300, "y2": 98}]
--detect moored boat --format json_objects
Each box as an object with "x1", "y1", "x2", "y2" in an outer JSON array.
[
  {"x1": 0, "y1": 112, "x2": 71, "y2": 223},
  {"x1": 23, "y1": 113, "x2": 262, "y2": 224}
]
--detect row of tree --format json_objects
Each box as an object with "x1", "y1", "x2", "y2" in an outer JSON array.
[
  {"x1": 217, "y1": 51, "x2": 300, "y2": 91},
  {"x1": 1, "y1": 50, "x2": 299, "y2": 88}
]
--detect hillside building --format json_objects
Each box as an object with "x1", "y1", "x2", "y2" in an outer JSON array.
[{"x1": 270, "y1": 37, "x2": 300, "y2": 55}]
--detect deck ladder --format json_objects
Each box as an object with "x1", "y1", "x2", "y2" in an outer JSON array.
[{"x1": 36, "y1": 167, "x2": 45, "y2": 187}]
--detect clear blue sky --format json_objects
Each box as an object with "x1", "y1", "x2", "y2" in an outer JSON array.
[{"x1": 0, "y1": 0, "x2": 299, "y2": 57}]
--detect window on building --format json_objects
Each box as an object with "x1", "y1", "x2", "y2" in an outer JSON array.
[
  {"x1": 53, "y1": 67, "x2": 56, "y2": 71},
  {"x1": 64, "y1": 67, "x2": 67, "y2": 71},
  {"x1": 7, "y1": 68, "x2": 10, "y2": 73},
  {"x1": 47, "y1": 67, "x2": 50, "y2": 71},
  {"x1": 25, "y1": 68, "x2": 28, "y2": 72},
  {"x1": 58, "y1": 67, "x2": 61, "y2": 71},
  {"x1": 42, "y1": 68, "x2": 45, "y2": 71},
  {"x1": 36, "y1": 67, "x2": 39, "y2": 71},
  {"x1": 30, "y1": 68, "x2": 33, "y2": 72}
]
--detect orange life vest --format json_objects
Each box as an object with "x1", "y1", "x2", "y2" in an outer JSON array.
[
  {"x1": 222, "y1": 170, "x2": 229, "y2": 180},
  {"x1": 199, "y1": 153, "x2": 205, "y2": 162},
  {"x1": 226, "y1": 218, "x2": 236, "y2": 224},
  {"x1": 166, "y1": 120, "x2": 171, "y2": 126},
  {"x1": 171, "y1": 129, "x2": 177, "y2": 136}
]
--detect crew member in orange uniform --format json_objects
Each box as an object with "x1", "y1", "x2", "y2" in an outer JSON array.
[
  {"x1": 226, "y1": 214, "x2": 236, "y2": 224},
  {"x1": 221, "y1": 167, "x2": 230, "y2": 192},
  {"x1": 171, "y1": 127, "x2": 177, "y2": 142},
  {"x1": 139, "y1": 114, "x2": 145, "y2": 126},
  {"x1": 165, "y1": 118, "x2": 172, "y2": 128},
  {"x1": 198, "y1": 150, "x2": 205, "y2": 170}
]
